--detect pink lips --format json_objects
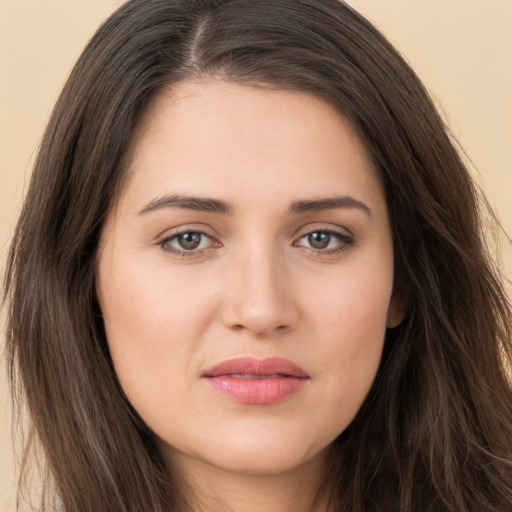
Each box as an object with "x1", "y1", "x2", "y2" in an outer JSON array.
[{"x1": 202, "y1": 357, "x2": 310, "y2": 404}]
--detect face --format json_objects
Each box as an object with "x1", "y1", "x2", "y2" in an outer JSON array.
[{"x1": 97, "y1": 79, "x2": 401, "y2": 480}]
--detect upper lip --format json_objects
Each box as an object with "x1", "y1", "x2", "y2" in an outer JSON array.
[{"x1": 202, "y1": 357, "x2": 310, "y2": 378}]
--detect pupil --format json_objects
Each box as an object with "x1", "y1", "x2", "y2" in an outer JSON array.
[
  {"x1": 308, "y1": 232, "x2": 330, "y2": 249},
  {"x1": 179, "y1": 232, "x2": 201, "y2": 250}
]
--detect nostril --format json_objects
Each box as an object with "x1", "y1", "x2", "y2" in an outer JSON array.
[{"x1": 252, "y1": 324, "x2": 290, "y2": 338}]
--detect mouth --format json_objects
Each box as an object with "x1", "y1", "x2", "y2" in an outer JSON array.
[{"x1": 202, "y1": 357, "x2": 310, "y2": 404}]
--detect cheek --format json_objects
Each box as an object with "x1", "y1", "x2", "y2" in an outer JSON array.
[
  {"x1": 101, "y1": 245, "x2": 219, "y2": 341},
  {"x1": 97, "y1": 254, "x2": 220, "y2": 412},
  {"x1": 310, "y1": 257, "x2": 392, "y2": 341},
  {"x1": 305, "y1": 262, "x2": 392, "y2": 419}
]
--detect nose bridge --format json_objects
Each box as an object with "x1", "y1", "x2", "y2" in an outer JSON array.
[{"x1": 221, "y1": 237, "x2": 298, "y2": 336}]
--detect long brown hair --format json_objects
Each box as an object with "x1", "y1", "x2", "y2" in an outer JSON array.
[{"x1": 4, "y1": 0, "x2": 512, "y2": 510}]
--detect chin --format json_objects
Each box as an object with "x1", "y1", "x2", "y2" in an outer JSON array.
[{"x1": 187, "y1": 426, "x2": 332, "y2": 477}]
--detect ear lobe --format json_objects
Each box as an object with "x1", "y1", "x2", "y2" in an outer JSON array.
[{"x1": 386, "y1": 294, "x2": 407, "y2": 329}]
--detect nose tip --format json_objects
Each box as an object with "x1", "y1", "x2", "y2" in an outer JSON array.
[{"x1": 220, "y1": 258, "x2": 299, "y2": 337}]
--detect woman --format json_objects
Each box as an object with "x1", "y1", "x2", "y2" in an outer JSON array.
[{"x1": 4, "y1": 0, "x2": 512, "y2": 511}]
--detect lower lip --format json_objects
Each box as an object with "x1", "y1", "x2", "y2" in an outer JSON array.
[{"x1": 204, "y1": 376, "x2": 308, "y2": 404}]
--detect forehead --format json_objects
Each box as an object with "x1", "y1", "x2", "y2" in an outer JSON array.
[{"x1": 120, "y1": 79, "x2": 384, "y2": 215}]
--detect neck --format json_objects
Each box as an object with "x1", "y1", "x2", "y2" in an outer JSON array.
[{"x1": 168, "y1": 449, "x2": 332, "y2": 512}]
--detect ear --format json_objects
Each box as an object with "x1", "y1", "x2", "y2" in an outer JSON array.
[{"x1": 386, "y1": 291, "x2": 407, "y2": 329}]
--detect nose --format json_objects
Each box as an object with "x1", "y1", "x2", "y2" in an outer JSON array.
[{"x1": 220, "y1": 248, "x2": 299, "y2": 338}]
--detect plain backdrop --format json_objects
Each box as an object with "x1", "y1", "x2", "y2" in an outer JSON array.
[{"x1": 1, "y1": 1, "x2": 511, "y2": 509}]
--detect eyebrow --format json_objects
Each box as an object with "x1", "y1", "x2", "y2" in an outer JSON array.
[
  {"x1": 139, "y1": 195, "x2": 232, "y2": 215},
  {"x1": 138, "y1": 194, "x2": 372, "y2": 218},
  {"x1": 288, "y1": 196, "x2": 372, "y2": 218}
]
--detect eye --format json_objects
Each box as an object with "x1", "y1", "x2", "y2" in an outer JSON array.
[
  {"x1": 296, "y1": 230, "x2": 353, "y2": 252},
  {"x1": 159, "y1": 231, "x2": 216, "y2": 254}
]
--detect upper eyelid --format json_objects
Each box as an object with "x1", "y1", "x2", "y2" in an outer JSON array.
[
  {"x1": 295, "y1": 230, "x2": 353, "y2": 247},
  {"x1": 157, "y1": 225, "x2": 351, "y2": 239},
  {"x1": 159, "y1": 230, "x2": 216, "y2": 247},
  {"x1": 165, "y1": 230, "x2": 213, "y2": 241},
  {"x1": 155, "y1": 224, "x2": 218, "y2": 241},
  {"x1": 156, "y1": 224, "x2": 353, "y2": 239},
  {"x1": 154, "y1": 219, "x2": 355, "y2": 243},
  {"x1": 298, "y1": 230, "x2": 352, "y2": 240},
  {"x1": 293, "y1": 223, "x2": 353, "y2": 239}
]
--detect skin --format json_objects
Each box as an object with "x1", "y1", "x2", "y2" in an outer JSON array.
[{"x1": 97, "y1": 79, "x2": 402, "y2": 512}]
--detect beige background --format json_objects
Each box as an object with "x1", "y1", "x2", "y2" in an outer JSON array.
[{"x1": 1, "y1": 1, "x2": 511, "y2": 509}]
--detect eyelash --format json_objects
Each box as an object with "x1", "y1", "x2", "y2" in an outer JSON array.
[
  {"x1": 157, "y1": 230, "x2": 218, "y2": 258},
  {"x1": 157, "y1": 228, "x2": 354, "y2": 258},
  {"x1": 294, "y1": 230, "x2": 354, "y2": 255}
]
